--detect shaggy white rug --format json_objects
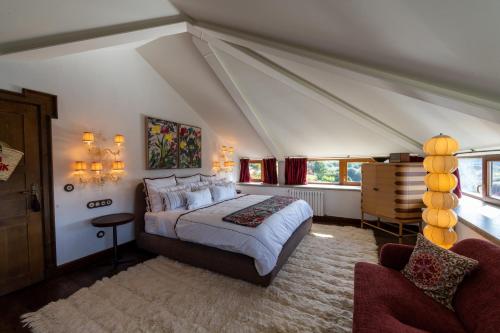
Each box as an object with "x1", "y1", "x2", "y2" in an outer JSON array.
[{"x1": 22, "y1": 224, "x2": 377, "y2": 333}]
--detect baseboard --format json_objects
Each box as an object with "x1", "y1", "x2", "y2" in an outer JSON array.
[{"x1": 46, "y1": 241, "x2": 136, "y2": 278}]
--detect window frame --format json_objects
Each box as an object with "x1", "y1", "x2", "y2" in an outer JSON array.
[
  {"x1": 458, "y1": 154, "x2": 500, "y2": 206},
  {"x1": 249, "y1": 159, "x2": 263, "y2": 183},
  {"x1": 307, "y1": 158, "x2": 373, "y2": 186},
  {"x1": 483, "y1": 155, "x2": 500, "y2": 205}
]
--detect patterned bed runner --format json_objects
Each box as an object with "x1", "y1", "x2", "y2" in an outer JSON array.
[{"x1": 222, "y1": 196, "x2": 298, "y2": 227}]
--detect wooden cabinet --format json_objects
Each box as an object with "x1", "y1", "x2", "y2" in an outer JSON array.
[{"x1": 361, "y1": 162, "x2": 426, "y2": 242}]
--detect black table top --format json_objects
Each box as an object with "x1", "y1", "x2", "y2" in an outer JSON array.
[{"x1": 91, "y1": 213, "x2": 135, "y2": 227}]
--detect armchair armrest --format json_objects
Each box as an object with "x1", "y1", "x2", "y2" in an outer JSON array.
[{"x1": 379, "y1": 243, "x2": 415, "y2": 270}]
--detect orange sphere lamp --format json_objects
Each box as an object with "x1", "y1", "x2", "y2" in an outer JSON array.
[{"x1": 422, "y1": 134, "x2": 460, "y2": 249}]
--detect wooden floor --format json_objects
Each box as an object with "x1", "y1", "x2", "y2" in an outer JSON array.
[{"x1": 0, "y1": 218, "x2": 416, "y2": 333}]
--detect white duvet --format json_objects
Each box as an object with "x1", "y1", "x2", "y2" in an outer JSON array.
[{"x1": 144, "y1": 194, "x2": 313, "y2": 276}]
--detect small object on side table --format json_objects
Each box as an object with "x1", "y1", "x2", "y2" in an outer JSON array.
[{"x1": 91, "y1": 213, "x2": 135, "y2": 269}]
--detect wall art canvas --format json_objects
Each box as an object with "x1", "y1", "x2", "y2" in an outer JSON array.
[
  {"x1": 178, "y1": 124, "x2": 202, "y2": 168},
  {"x1": 146, "y1": 117, "x2": 178, "y2": 169}
]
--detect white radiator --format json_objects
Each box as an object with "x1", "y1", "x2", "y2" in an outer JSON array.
[{"x1": 288, "y1": 189, "x2": 325, "y2": 216}]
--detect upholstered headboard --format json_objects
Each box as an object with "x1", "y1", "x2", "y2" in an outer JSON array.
[{"x1": 134, "y1": 182, "x2": 147, "y2": 240}]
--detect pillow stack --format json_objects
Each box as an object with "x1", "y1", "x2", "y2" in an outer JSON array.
[{"x1": 143, "y1": 174, "x2": 237, "y2": 212}]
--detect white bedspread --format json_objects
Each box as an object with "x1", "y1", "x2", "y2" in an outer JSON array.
[{"x1": 144, "y1": 194, "x2": 313, "y2": 276}]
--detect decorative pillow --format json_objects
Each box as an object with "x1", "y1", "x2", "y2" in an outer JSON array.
[
  {"x1": 143, "y1": 176, "x2": 176, "y2": 212},
  {"x1": 200, "y1": 174, "x2": 218, "y2": 183},
  {"x1": 402, "y1": 234, "x2": 478, "y2": 310},
  {"x1": 186, "y1": 188, "x2": 213, "y2": 209},
  {"x1": 189, "y1": 181, "x2": 210, "y2": 191},
  {"x1": 161, "y1": 189, "x2": 189, "y2": 210},
  {"x1": 210, "y1": 183, "x2": 237, "y2": 202},
  {"x1": 176, "y1": 174, "x2": 201, "y2": 185}
]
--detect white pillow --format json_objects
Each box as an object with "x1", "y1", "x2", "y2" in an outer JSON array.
[
  {"x1": 161, "y1": 189, "x2": 189, "y2": 210},
  {"x1": 143, "y1": 176, "x2": 176, "y2": 212},
  {"x1": 210, "y1": 183, "x2": 237, "y2": 202},
  {"x1": 186, "y1": 188, "x2": 213, "y2": 209},
  {"x1": 189, "y1": 181, "x2": 210, "y2": 191},
  {"x1": 200, "y1": 174, "x2": 217, "y2": 183},
  {"x1": 176, "y1": 174, "x2": 201, "y2": 185}
]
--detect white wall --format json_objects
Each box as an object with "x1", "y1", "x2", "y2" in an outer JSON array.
[
  {"x1": 0, "y1": 46, "x2": 221, "y2": 265},
  {"x1": 456, "y1": 221, "x2": 490, "y2": 243}
]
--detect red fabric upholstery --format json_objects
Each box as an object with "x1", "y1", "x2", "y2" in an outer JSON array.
[
  {"x1": 262, "y1": 158, "x2": 278, "y2": 184},
  {"x1": 285, "y1": 158, "x2": 307, "y2": 185},
  {"x1": 354, "y1": 239, "x2": 500, "y2": 333},
  {"x1": 453, "y1": 168, "x2": 462, "y2": 198},
  {"x1": 451, "y1": 239, "x2": 500, "y2": 333},
  {"x1": 239, "y1": 158, "x2": 250, "y2": 182},
  {"x1": 379, "y1": 243, "x2": 415, "y2": 270}
]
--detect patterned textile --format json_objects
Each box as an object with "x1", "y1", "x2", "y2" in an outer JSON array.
[
  {"x1": 189, "y1": 181, "x2": 210, "y2": 191},
  {"x1": 223, "y1": 196, "x2": 298, "y2": 227},
  {"x1": 161, "y1": 190, "x2": 189, "y2": 210},
  {"x1": 200, "y1": 174, "x2": 217, "y2": 183},
  {"x1": 402, "y1": 234, "x2": 478, "y2": 310},
  {"x1": 186, "y1": 188, "x2": 213, "y2": 209}
]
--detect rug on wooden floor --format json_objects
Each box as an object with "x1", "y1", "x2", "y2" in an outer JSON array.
[{"x1": 22, "y1": 224, "x2": 378, "y2": 333}]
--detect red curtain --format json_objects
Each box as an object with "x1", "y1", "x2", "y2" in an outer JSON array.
[
  {"x1": 262, "y1": 158, "x2": 278, "y2": 184},
  {"x1": 239, "y1": 158, "x2": 250, "y2": 182},
  {"x1": 453, "y1": 168, "x2": 462, "y2": 198},
  {"x1": 285, "y1": 158, "x2": 307, "y2": 185}
]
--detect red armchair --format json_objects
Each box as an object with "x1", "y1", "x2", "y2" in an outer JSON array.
[{"x1": 353, "y1": 239, "x2": 500, "y2": 333}]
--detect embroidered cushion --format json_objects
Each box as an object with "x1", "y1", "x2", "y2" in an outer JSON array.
[
  {"x1": 143, "y1": 176, "x2": 176, "y2": 212},
  {"x1": 176, "y1": 174, "x2": 201, "y2": 185},
  {"x1": 189, "y1": 181, "x2": 210, "y2": 191},
  {"x1": 402, "y1": 234, "x2": 478, "y2": 310},
  {"x1": 210, "y1": 183, "x2": 237, "y2": 202},
  {"x1": 161, "y1": 189, "x2": 189, "y2": 210},
  {"x1": 186, "y1": 188, "x2": 212, "y2": 209}
]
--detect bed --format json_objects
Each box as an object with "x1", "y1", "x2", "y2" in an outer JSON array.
[{"x1": 134, "y1": 183, "x2": 313, "y2": 286}]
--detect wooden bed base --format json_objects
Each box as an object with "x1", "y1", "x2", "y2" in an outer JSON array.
[{"x1": 134, "y1": 183, "x2": 312, "y2": 286}]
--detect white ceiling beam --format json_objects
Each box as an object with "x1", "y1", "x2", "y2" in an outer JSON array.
[
  {"x1": 204, "y1": 36, "x2": 422, "y2": 151},
  {"x1": 190, "y1": 22, "x2": 500, "y2": 124},
  {"x1": 1, "y1": 16, "x2": 187, "y2": 60},
  {"x1": 191, "y1": 36, "x2": 284, "y2": 159}
]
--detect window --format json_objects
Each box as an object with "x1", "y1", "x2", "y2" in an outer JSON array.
[
  {"x1": 307, "y1": 158, "x2": 372, "y2": 186},
  {"x1": 458, "y1": 155, "x2": 500, "y2": 205},
  {"x1": 458, "y1": 157, "x2": 482, "y2": 197},
  {"x1": 249, "y1": 160, "x2": 263, "y2": 182}
]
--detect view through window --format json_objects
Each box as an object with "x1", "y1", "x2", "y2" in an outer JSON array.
[
  {"x1": 458, "y1": 158, "x2": 482, "y2": 196},
  {"x1": 307, "y1": 160, "x2": 339, "y2": 183},
  {"x1": 489, "y1": 160, "x2": 500, "y2": 199},
  {"x1": 249, "y1": 160, "x2": 262, "y2": 182}
]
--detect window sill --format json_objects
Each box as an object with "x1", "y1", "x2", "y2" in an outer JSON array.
[
  {"x1": 236, "y1": 182, "x2": 360, "y2": 192},
  {"x1": 455, "y1": 196, "x2": 500, "y2": 245}
]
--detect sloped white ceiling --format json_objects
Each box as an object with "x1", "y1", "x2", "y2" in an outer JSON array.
[
  {"x1": 172, "y1": 0, "x2": 500, "y2": 100},
  {"x1": 137, "y1": 33, "x2": 271, "y2": 158},
  {"x1": 214, "y1": 48, "x2": 410, "y2": 157},
  {"x1": 0, "y1": 0, "x2": 178, "y2": 44},
  {"x1": 259, "y1": 51, "x2": 500, "y2": 151}
]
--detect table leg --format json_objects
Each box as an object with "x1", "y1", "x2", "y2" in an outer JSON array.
[{"x1": 113, "y1": 225, "x2": 118, "y2": 268}]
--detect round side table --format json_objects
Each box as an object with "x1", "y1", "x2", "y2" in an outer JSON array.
[{"x1": 91, "y1": 213, "x2": 135, "y2": 268}]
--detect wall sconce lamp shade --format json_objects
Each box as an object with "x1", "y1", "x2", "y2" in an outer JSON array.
[
  {"x1": 74, "y1": 161, "x2": 87, "y2": 171},
  {"x1": 90, "y1": 162, "x2": 103, "y2": 172},
  {"x1": 82, "y1": 132, "x2": 95, "y2": 145},
  {"x1": 227, "y1": 146, "x2": 234, "y2": 153},
  {"x1": 114, "y1": 134, "x2": 125, "y2": 145},
  {"x1": 212, "y1": 161, "x2": 220, "y2": 169},
  {"x1": 112, "y1": 161, "x2": 125, "y2": 171},
  {"x1": 224, "y1": 160, "x2": 235, "y2": 168}
]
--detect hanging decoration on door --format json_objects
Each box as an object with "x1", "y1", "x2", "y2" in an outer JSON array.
[{"x1": 0, "y1": 142, "x2": 24, "y2": 181}]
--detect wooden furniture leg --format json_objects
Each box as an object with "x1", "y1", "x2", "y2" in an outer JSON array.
[{"x1": 398, "y1": 223, "x2": 403, "y2": 244}]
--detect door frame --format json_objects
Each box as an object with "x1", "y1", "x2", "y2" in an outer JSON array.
[{"x1": 0, "y1": 88, "x2": 58, "y2": 273}]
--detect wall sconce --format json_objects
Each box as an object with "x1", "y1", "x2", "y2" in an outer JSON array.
[
  {"x1": 73, "y1": 131, "x2": 125, "y2": 186},
  {"x1": 213, "y1": 145, "x2": 235, "y2": 175}
]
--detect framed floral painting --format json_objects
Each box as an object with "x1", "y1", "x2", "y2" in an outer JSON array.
[
  {"x1": 178, "y1": 124, "x2": 202, "y2": 168},
  {"x1": 146, "y1": 116, "x2": 178, "y2": 169}
]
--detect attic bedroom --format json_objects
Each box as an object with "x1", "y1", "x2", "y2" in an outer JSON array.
[{"x1": 0, "y1": 1, "x2": 499, "y2": 332}]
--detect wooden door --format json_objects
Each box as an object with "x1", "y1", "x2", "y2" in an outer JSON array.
[{"x1": 0, "y1": 100, "x2": 45, "y2": 295}]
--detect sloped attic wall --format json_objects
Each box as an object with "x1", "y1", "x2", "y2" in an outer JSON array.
[{"x1": 137, "y1": 33, "x2": 271, "y2": 159}]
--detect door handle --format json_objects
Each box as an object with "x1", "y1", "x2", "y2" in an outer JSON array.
[{"x1": 373, "y1": 187, "x2": 379, "y2": 191}]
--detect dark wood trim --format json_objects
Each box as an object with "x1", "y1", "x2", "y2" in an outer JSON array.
[
  {"x1": 0, "y1": 88, "x2": 58, "y2": 274},
  {"x1": 48, "y1": 241, "x2": 137, "y2": 277}
]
